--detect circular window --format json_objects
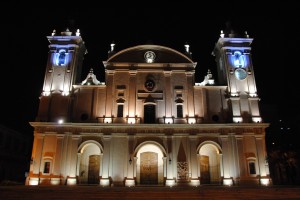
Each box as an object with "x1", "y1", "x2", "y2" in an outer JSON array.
[{"x1": 145, "y1": 79, "x2": 155, "y2": 91}]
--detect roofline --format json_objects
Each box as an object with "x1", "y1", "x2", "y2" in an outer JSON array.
[{"x1": 106, "y1": 44, "x2": 194, "y2": 63}]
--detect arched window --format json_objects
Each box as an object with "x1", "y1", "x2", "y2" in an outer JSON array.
[
  {"x1": 58, "y1": 51, "x2": 66, "y2": 65},
  {"x1": 43, "y1": 160, "x2": 52, "y2": 174},
  {"x1": 177, "y1": 105, "x2": 183, "y2": 118},
  {"x1": 117, "y1": 105, "x2": 124, "y2": 117}
]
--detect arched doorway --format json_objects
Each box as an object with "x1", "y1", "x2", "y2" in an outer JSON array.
[
  {"x1": 78, "y1": 141, "x2": 102, "y2": 184},
  {"x1": 135, "y1": 142, "x2": 165, "y2": 185},
  {"x1": 198, "y1": 142, "x2": 221, "y2": 184}
]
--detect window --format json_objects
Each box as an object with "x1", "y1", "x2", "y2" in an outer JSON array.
[
  {"x1": 58, "y1": 52, "x2": 66, "y2": 65},
  {"x1": 177, "y1": 105, "x2": 183, "y2": 118},
  {"x1": 117, "y1": 105, "x2": 124, "y2": 117},
  {"x1": 248, "y1": 162, "x2": 256, "y2": 175},
  {"x1": 43, "y1": 162, "x2": 51, "y2": 174}
]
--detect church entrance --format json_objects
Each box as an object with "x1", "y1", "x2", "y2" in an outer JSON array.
[
  {"x1": 88, "y1": 155, "x2": 100, "y2": 184},
  {"x1": 144, "y1": 105, "x2": 156, "y2": 123},
  {"x1": 78, "y1": 142, "x2": 102, "y2": 185},
  {"x1": 140, "y1": 152, "x2": 158, "y2": 185},
  {"x1": 199, "y1": 143, "x2": 221, "y2": 185},
  {"x1": 200, "y1": 155, "x2": 210, "y2": 184},
  {"x1": 135, "y1": 143, "x2": 165, "y2": 185}
]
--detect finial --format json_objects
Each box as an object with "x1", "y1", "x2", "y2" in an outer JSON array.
[
  {"x1": 220, "y1": 30, "x2": 225, "y2": 38},
  {"x1": 52, "y1": 29, "x2": 56, "y2": 36},
  {"x1": 245, "y1": 31, "x2": 249, "y2": 38},
  {"x1": 184, "y1": 42, "x2": 190, "y2": 53},
  {"x1": 76, "y1": 29, "x2": 80, "y2": 36},
  {"x1": 110, "y1": 41, "x2": 115, "y2": 52}
]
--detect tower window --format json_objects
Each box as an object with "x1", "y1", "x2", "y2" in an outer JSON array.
[
  {"x1": 117, "y1": 105, "x2": 124, "y2": 117},
  {"x1": 177, "y1": 105, "x2": 183, "y2": 118},
  {"x1": 43, "y1": 161, "x2": 51, "y2": 174},
  {"x1": 248, "y1": 162, "x2": 256, "y2": 175},
  {"x1": 58, "y1": 52, "x2": 66, "y2": 65}
]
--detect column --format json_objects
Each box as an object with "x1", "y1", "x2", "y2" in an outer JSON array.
[
  {"x1": 28, "y1": 133, "x2": 44, "y2": 185},
  {"x1": 163, "y1": 157, "x2": 167, "y2": 178},
  {"x1": 249, "y1": 97, "x2": 261, "y2": 122},
  {"x1": 165, "y1": 136, "x2": 175, "y2": 186},
  {"x1": 52, "y1": 134, "x2": 64, "y2": 185},
  {"x1": 100, "y1": 135, "x2": 111, "y2": 186},
  {"x1": 76, "y1": 153, "x2": 81, "y2": 177},
  {"x1": 128, "y1": 71, "x2": 137, "y2": 118},
  {"x1": 66, "y1": 135, "x2": 80, "y2": 185},
  {"x1": 189, "y1": 136, "x2": 199, "y2": 186},
  {"x1": 99, "y1": 154, "x2": 103, "y2": 177},
  {"x1": 164, "y1": 71, "x2": 172, "y2": 118},
  {"x1": 220, "y1": 136, "x2": 233, "y2": 185},
  {"x1": 230, "y1": 97, "x2": 242, "y2": 122},
  {"x1": 256, "y1": 136, "x2": 267, "y2": 176},
  {"x1": 197, "y1": 154, "x2": 201, "y2": 178},
  {"x1": 105, "y1": 72, "x2": 114, "y2": 117},
  {"x1": 60, "y1": 133, "x2": 70, "y2": 185},
  {"x1": 186, "y1": 72, "x2": 195, "y2": 116},
  {"x1": 236, "y1": 136, "x2": 246, "y2": 177}
]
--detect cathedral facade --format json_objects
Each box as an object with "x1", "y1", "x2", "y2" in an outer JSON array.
[{"x1": 26, "y1": 28, "x2": 271, "y2": 186}]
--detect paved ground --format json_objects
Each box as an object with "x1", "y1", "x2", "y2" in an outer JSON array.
[{"x1": 1, "y1": 185, "x2": 300, "y2": 200}]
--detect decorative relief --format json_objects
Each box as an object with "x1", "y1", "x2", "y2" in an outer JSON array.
[{"x1": 177, "y1": 162, "x2": 189, "y2": 180}]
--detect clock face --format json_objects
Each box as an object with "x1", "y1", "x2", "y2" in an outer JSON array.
[
  {"x1": 234, "y1": 68, "x2": 247, "y2": 80},
  {"x1": 144, "y1": 51, "x2": 156, "y2": 63},
  {"x1": 145, "y1": 79, "x2": 155, "y2": 91}
]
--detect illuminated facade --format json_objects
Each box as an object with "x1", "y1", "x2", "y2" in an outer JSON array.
[{"x1": 26, "y1": 28, "x2": 271, "y2": 186}]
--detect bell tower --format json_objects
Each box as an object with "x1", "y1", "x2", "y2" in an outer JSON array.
[
  {"x1": 37, "y1": 28, "x2": 87, "y2": 122},
  {"x1": 213, "y1": 30, "x2": 262, "y2": 123}
]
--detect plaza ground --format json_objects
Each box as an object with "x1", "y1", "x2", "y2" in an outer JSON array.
[{"x1": 1, "y1": 185, "x2": 300, "y2": 200}]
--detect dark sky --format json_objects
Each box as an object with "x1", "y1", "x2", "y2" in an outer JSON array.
[{"x1": 2, "y1": 5, "x2": 300, "y2": 135}]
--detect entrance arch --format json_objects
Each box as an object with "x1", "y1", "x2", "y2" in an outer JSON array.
[
  {"x1": 135, "y1": 142, "x2": 166, "y2": 185},
  {"x1": 77, "y1": 141, "x2": 103, "y2": 184},
  {"x1": 198, "y1": 141, "x2": 222, "y2": 184}
]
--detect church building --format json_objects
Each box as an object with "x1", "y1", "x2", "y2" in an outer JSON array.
[{"x1": 26, "y1": 27, "x2": 271, "y2": 187}]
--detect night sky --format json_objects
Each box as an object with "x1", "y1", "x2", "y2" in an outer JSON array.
[{"x1": 2, "y1": 5, "x2": 300, "y2": 136}]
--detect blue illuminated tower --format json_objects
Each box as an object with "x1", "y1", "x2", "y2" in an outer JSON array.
[
  {"x1": 213, "y1": 30, "x2": 261, "y2": 123},
  {"x1": 37, "y1": 28, "x2": 87, "y2": 122}
]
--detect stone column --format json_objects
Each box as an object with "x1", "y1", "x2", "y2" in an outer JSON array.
[
  {"x1": 100, "y1": 135, "x2": 111, "y2": 186},
  {"x1": 186, "y1": 72, "x2": 195, "y2": 116},
  {"x1": 165, "y1": 136, "x2": 175, "y2": 186},
  {"x1": 66, "y1": 135, "x2": 80, "y2": 185},
  {"x1": 105, "y1": 72, "x2": 114, "y2": 117},
  {"x1": 219, "y1": 154, "x2": 223, "y2": 178},
  {"x1": 28, "y1": 133, "x2": 44, "y2": 185},
  {"x1": 128, "y1": 71, "x2": 137, "y2": 118},
  {"x1": 52, "y1": 134, "x2": 64, "y2": 185},
  {"x1": 230, "y1": 97, "x2": 242, "y2": 122},
  {"x1": 76, "y1": 153, "x2": 81, "y2": 177},
  {"x1": 220, "y1": 136, "x2": 233, "y2": 185},
  {"x1": 32, "y1": 134, "x2": 44, "y2": 175},
  {"x1": 53, "y1": 135, "x2": 64, "y2": 175},
  {"x1": 163, "y1": 157, "x2": 167, "y2": 178},
  {"x1": 236, "y1": 136, "x2": 246, "y2": 177},
  {"x1": 60, "y1": 133, "x2": 70, "y2": 185},
  {"x1": 164, "y1": 71, "x2": 172, "y2": 118},
  {"x1": 256, "y1": 136, "x2": 267, "y2": 176},
  {"x1": 197, "y1": 154, "x2": 201, "y2": 178},
  {"x1": 189, "y1": 136, "x2": 200, "y2": 186}
]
